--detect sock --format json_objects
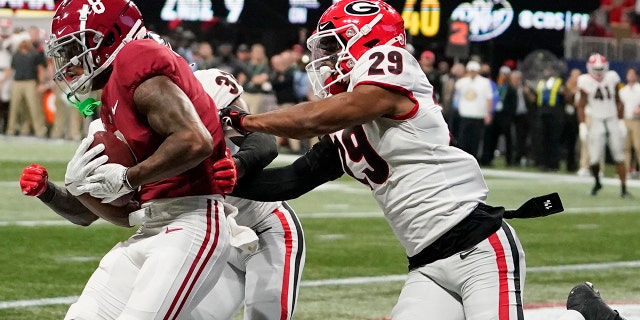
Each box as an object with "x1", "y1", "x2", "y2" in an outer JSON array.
[{"x1": 590, "y1": 164, "x2": 600, "y2": 185}]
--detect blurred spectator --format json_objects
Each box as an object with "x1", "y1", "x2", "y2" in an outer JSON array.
[
  {"x1": 442, "y1": 62, "x2": 465, "y2": 134},
  {"x1": 213, "y1": 42, "x2": 246, "y2": 79},
  {"x1": 234, "y1": 43, "x2": 251, "y2": 85},
  {"x1": 480, "y1": 66, "x2": 517, "y2": 166},
  {"x1": 611, "y1": 10, "x2": 639, "y2": 37},
  {"x1": 170, "y1": 27, "x2": 196, "y2": 65},
  {"x1": 194, "y1": 41, "x2": 218, "y2": 70},
  {"x1": 27, "y1": 26, "x2": 44, "y2": 52},
  {"x1": 607, "y1": 0, "x2": 635, "y2": 24},
  {"x1": 511, "y1": 70, "x2": 533, "y2": 167},
  {"x1": 562, "y1": 68, "x2": 581, "y2": 172},
  {"x1": 290, "y1": 47, "x2": 310, "y2": 103},
  {"x1": 419, "y1": 50, "x2": 441, "y2": 103},
  {"x1": 241, "y1": 43, "x2": 270, "y2": 114},
  {"x1": 454, "y1": 60, "x2": 493, "y2": 159},
  {"x1": 269, "y1": 52, "x2": 303, "y2": 153},
  {"x1": 1, "y1": 35, "x2": 47, "y2": 137},
  {"x1": 0, "y1": 18, "x2": 11, "y2": 133},
  {"x1": 618, "y1": 67, "x2": 640, "y2": 179},
  {"x1": 437, "y1": 60, "x2": 450, "y2": 106},
  {"x1": 236, "y1": 43, "x2": 250, "y2": 63},
  {"x1": 48, "y1": 59, "x2": 82, "y2": 141},
  {"x1": 581, "y1": 12, "x2": 612, "y2": 37},
  {"x1": 529, "y1": 66, "x2": 567, "y2": 171}
]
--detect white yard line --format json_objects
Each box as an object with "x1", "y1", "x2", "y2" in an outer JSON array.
[
  {"x1": 3, "y1": 260, "x2": 640, "y2": 310},
  {"x1": 2, "y1": 201, "x2": 640, "y2": 227}
]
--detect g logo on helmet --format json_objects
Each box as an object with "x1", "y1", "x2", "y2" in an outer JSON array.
[{"x1": 344, "y1": 1, "x2": 380, "y2": 16}]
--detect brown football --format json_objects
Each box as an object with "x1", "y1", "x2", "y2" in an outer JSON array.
[{"x1": 89, "y1": 131, "x2": 137, "y2": 206}]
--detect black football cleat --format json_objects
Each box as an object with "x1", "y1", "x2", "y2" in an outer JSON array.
[{"x1": 566, "y1": 282, "x2": 626, "y2": 320}]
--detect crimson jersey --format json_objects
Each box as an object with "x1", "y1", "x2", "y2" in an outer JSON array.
[{"x1": 100, "y1": 39, "x2": 226, "y2": 203}]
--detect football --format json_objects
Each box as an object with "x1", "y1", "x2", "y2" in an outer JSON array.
[{"x1": 89, "y1": 131, "x2": 137, "y2": 206}]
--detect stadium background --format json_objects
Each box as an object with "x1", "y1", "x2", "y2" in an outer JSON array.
[{"x1": 0, "y1": 0, "x2": 608, "y2": 70}]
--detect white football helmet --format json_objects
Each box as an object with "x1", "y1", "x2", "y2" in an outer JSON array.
[{"x1": 586, "y1": 53, "x2": 608, "y2": 81}]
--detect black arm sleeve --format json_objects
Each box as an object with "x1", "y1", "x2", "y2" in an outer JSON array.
[
  {"x1": 37, "y1": 182, "x2": 99, "y2": 226},
  {"x1": 229, "y1": 132, "x2": 278, "y2": 179},
  {"x1": 230, "y1": 135, "x2": 344, "y2": 201}
]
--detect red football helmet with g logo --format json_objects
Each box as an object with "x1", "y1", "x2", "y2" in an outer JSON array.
[
  {"x1": 586, "y1": 53, "x2": 609, "y2": 81},
  {"x1": 47, "y1": 0, "x2": 146, "y2": 103},
  {"x1": 305, "y1": 0, "x2": 406, "y2": 98}
]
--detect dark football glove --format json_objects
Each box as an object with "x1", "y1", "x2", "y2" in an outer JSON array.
[{"x1": 219, "y1": 105, "x2": 251, "y2": 136}]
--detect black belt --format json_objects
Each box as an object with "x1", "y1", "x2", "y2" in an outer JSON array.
[{"x1": 407, "y1": 203, "x2": 504, "y2": 271}]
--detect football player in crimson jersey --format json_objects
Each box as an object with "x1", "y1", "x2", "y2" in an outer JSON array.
[
  {"x1": 577, "y1": 53, "x2": 630, "y2": 197},
  {"x1": 219, "y1": 1, "x2": 623, "y2": 319},
  {"x1": 20, "y1": 68, "x2": 305, "y2": 320},
  {"x1": 47, "y1": 0, "x2": 232, "y2": 319}
]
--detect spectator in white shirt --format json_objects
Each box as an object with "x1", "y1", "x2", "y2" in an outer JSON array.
[
  {"x1": 618, "y1": 67, "x2": 640, "y2": 178},
  {"x1": 454, "y1": 60, "x2": 493, "y2": 159}
]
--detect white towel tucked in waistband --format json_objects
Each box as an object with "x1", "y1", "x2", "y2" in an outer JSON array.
[{"x1": 224, "y1": 202, "x2": 259, "y2": 254}]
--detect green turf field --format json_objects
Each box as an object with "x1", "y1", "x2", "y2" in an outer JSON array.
[{"x1": 1, "y1": 137, "x2": 640, "y2": 319}]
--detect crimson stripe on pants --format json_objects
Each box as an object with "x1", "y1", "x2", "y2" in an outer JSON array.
[
  {"x1": 164, "y1": 199, "x2": 219, "y2": 320},
  {"x1": 274, "y1": 209, "x2": 293, "y2": 320},
  {"x1": 488, "y1": 232, "x2": 510, "y2": 320}
]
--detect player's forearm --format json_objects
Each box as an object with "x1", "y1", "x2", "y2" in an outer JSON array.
[
  {"x1": 243, "y1": 102, "x2": 333, "y2": 139},
  {"x1": 38, "y1": 182, "x2": 99, "y2": 226},
  {"x1": 231, "y1": 132, "x2": 278, "y2": 179},
  {"x1": 75, "y1": 194, "x2": 136, "y2": 228},
  {"x1": 127, "y1": 130, "x2": 213, "y2": 187},
  {"x1": 243, "y1": 94, "x2": 369, "y2": 139},
  {"x1": 232, "y1": 135, "x2": 343, "y2": 200}
]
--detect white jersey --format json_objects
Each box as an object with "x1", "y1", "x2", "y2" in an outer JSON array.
[
  {"x1": 330, "y1": 46, "x2": 488, "y2": 257},
  {"x1": 194, "y1": 68, "x2": 279, "y2": 228},
  {"x1": 577, "y1": 71, "x2": 620, "y2": 120}
]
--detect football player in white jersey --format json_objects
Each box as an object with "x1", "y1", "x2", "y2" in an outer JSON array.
[
  {"x1": 576, "y1": 53, "x2": 630, "y2": 197},
  {"x1": 20, "y1": 67, "x2": 305, "y2": 320},
  {"x1": 218, "y1": 1, "x2": 622, "y2": 319},
  {"x1": 191, "y1": 68, "x2": 305, "y2": 320}
]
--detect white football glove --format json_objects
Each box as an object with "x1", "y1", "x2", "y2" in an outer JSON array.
[
  {"x1": 618, "y1": 119, "x2": 628, "y2": 140},
  {"x1": 78, "y1": 163, "x2": 135, "y2": 203},
  {"x1": 65, "y1": 135, "x2": 108, "y2": 196},
  {"x1": 579, "y1": 122, "x2": 588, "y2": 142}
]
